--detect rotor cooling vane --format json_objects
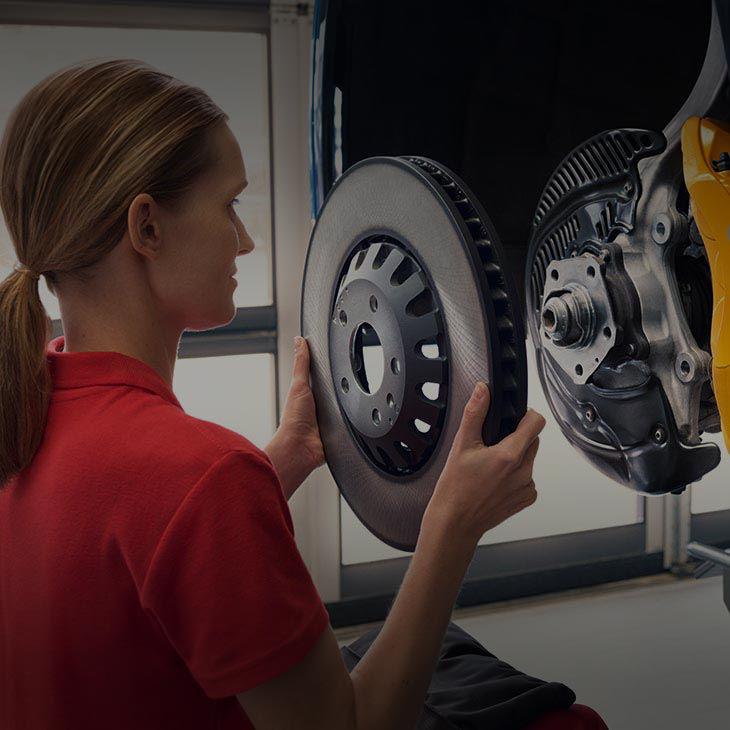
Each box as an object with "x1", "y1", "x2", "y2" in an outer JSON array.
[
  {"x1": 301, "y1": 157, "x2": 527, "y2": 551},
  {"x1": 526, "y1": 128, "x2": 721, "y2": 494}
]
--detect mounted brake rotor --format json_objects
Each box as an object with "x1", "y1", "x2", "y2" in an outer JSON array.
[{"x1": 301, "y1": 156, "x2": 527, "y2": 551}]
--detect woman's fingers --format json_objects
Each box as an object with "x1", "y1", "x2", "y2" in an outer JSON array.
[
  {"x1": 454, "y1": 382, "x2": 491, "y2": 449},
  {"x1": 496, "y1": 409, "x2": 546, "y2": 461}
]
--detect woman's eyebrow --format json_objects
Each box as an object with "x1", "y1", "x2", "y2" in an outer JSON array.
[{"x1": 233, "y1": 178, "x2": 248, "y2": 193}]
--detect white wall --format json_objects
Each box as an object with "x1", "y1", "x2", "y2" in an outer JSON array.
[{"x1": 691, "y1": 429, "x2": 730, "y2": 513}]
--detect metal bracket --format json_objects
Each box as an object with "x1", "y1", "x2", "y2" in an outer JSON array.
[{"x1": 687, "y1": 541, "x2": 730, "y2": 614}]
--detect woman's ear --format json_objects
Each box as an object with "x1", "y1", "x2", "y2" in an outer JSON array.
[{"x1": 127, "y1": 193, "x2": 164, "y2": 263}]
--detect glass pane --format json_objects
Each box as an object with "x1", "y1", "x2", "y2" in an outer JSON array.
[
  {"x1": 691, "y1": 431, "x2": 730, "y2": 513},
  {"x1": 173, "y1": 353, "x2": 276, "y2": 451},
  {"x1": 0, "y1": 24, "x2": 273, "y2": 320},
  {"x1": 341, "y1": 343, "x2": 643, "y2": 565}
]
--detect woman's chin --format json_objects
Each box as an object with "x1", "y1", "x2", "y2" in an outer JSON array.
[
  {"x1": 187, "y1": 302, "x2": 237, "y2": 332},
  {"x1": 217, "y1": 301, "x2": 237, "y2": 328}
]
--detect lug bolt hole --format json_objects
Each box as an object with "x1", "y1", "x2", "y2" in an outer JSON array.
[
  {"x1": 391, "y1": 357, "x2": 400, "y2": 375},
  {"x1": 369, "y1": 295, "x2": 378, "y2": 312},
  {"x1": 341, "y1": 377, "x2": 349, "y2": 393},
  {"x1": 372, "y1": 408, "x2": 381, "y2": 425}
]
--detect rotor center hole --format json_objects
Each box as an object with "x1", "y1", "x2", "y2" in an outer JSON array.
[
  {"x1": 352, "y1": 322, "x2": 384, "y2": 394},
  {"x1": 542, "y1": 309, "x2": 556, "y2": 331}
]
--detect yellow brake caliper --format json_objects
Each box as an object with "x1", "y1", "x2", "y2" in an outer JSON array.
[{"x1": 683, "y1": 116, "x2": 730, "y2": 454}]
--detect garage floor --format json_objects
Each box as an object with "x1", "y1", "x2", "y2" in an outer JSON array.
[{"x1": 335, "y1": 573, "x2": 730, "y2": 729}]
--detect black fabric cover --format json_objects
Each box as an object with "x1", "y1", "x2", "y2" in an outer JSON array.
[
  {"x1": 340, "y1": 621, "x2": 575, "y2": 730},
  {"x1": 320, "y1": 0, "x2": 712, "y2": 314}
]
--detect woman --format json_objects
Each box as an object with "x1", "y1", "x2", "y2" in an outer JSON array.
[{"x1": 0, "y1": 59, "x2": 605, "y2": 729}]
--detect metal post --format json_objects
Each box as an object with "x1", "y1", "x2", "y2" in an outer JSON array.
[
  {"x1": 270, "y1": 0, "x2": 342, "y2": 602},
  {"x1": 663, "y1": 490, "x2": 693, "y2": 573}
]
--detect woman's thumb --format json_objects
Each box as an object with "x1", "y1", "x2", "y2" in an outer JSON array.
[
  {"x1": 291, "y1": 336, "x2": 309, "y2": 384},
  {"x1": 455, "y1": 381, "x2": 490, "y2": 447}
]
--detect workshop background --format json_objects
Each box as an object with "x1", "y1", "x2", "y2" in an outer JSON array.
[{"x1": 1, "y1": 2, "x2": 729, "y2": 728}]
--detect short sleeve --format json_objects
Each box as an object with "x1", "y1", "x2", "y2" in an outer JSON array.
[{"x1": 140, "y1": 449, "x2": 331, "y2": 698}]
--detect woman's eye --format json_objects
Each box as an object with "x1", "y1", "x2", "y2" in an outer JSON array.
[{"x1": 229, "y1": 198, "x2": 240, "y2": 208}]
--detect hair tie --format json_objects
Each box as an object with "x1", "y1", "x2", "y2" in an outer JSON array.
[{"x1": 12, "y1": 262, "x2": 41, "y2": 281}]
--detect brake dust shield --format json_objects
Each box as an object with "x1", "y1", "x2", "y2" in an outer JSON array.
[
  {"x1": 525, "y1": 128, "x2": 722, "y2": 494},
  {"x1": 301, "y1": 157, "x2": 527, "y2": 551}
]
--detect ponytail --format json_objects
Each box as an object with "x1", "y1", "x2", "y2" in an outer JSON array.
[{"x1": 0, "y1": 269, "x2": 52, "y2": 485}]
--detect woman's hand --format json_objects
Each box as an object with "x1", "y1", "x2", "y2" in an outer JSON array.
[
  {"x1": 422, "y1": 382, "x2": 545, "y2": 548},
  {"x1": 264, "y1": 336, "x2": 325, "y2": 500}
]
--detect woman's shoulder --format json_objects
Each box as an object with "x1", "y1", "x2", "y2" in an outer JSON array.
[
  {"x1": 132, "y1": 401, "x2": 268, "y2": 481},
  {"x1": 104, "y1": 405, "x2": 275, "y2": 565}
]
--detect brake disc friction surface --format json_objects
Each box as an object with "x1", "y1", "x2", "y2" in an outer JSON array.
[{"x1": 301, "y1": 157, "x2": 526, "y2": 551}]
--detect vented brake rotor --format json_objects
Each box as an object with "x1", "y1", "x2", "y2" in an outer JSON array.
[{"x1": 301, "y1": 156, "x2": 527, "y2": 551}]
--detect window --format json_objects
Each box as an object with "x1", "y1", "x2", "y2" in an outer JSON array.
[
  {"x1": 0, "y1": 21, "x2": 273, "y2": 315},
  {"x1": 174, "y1": 353, "x2": 276, "y2": 450},
  {"x1": 0, "y1": 5, "x2": 279, "y2": 463}
]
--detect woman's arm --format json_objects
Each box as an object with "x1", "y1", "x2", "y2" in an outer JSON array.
[
  {"x1": 264, "y1": 337, "x2": 325, "y2": 501},
  {"x1": 264, "y1": 427, "x2": 321, "y2": 501}
]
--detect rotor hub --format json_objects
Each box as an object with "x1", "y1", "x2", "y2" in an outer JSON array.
[
  {"x1": 542, "y1": 289, "x2": 592, "y2": 345},
  {"x1": 329, "y1": 237, "x2": 447, "y2": 475},
  {"x1": 540, "y1": 254, "x2": 617, "y2": 384}
]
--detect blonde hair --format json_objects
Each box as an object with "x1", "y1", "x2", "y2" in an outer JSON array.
[{"x1": 0, "y1": 58, "x2": 228, "y2": 487}]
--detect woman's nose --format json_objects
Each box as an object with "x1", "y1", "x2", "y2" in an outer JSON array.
[{"x1": 238, "y1": 226, "x2": 255, "y2": 255}]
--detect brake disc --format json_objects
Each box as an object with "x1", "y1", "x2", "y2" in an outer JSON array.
[{"x1": 301, "y1": 156, "x2": 527, "y2": 551}]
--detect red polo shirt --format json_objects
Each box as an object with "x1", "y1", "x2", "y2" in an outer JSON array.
[{"x1": 0, "y1": 336, "x2": 330, "y2": 729}]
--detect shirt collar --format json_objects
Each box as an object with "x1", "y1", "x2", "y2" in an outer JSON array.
[{"x1": 47, "y1": 335, "x2": 183, "y2": 410}]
